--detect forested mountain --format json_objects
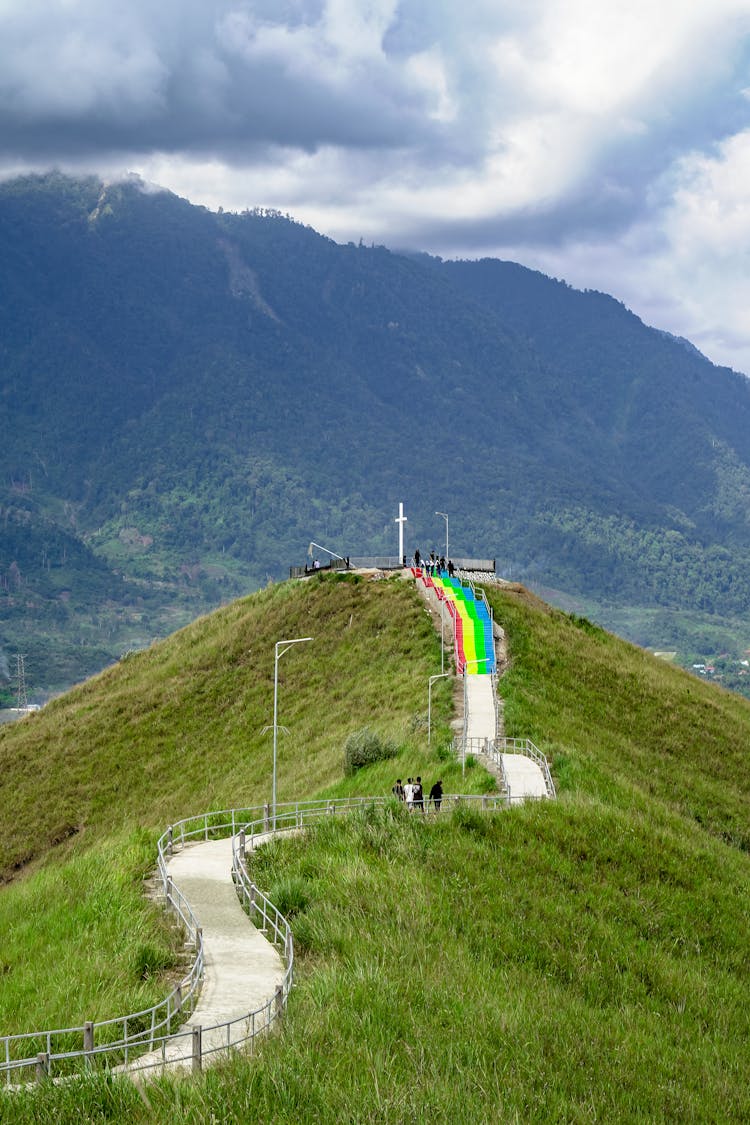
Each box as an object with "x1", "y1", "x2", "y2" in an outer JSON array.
[{"x1": 2, "y1": 172, "x2": 750, "y2": 694}]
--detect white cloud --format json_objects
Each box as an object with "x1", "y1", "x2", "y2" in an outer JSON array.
[{"x1": 1, "y1": 0, "x2": 750, "y2": 370}]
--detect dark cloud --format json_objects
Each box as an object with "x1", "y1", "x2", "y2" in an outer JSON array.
[
  {"x1": 3, "y1": 1, "x2": 750, "y2": 371},
  {"x1": 0, "y1": 1, "x2": 443, "y2": 161}
]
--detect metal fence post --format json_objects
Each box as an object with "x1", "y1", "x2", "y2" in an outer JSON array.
[
  {"x1": 239, "y1": 829, "x2": 246, "y2": 860},
  {"x1": 264, "y1": 804, "x2": 270, "y2": 832},
  {"x1": 274, "y1": 985, "x2": 284, "y2": 1020},
  {"x1": 192, "y1": 1026, "x2": 202, "y2": 1073},
  {"x1": 166, "y1": 826, "x2": 173, "y2": 856},
  {"x1": 35, "y1": 1053, "x2": 49, "y2": 1083},
  {"x1": 84, "y1": 1020, "x2": 94, "y2": 1065}
]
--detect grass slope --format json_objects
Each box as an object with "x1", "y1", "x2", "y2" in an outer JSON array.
[
  {"x1": 491, "y1": 584, "x2": 750, "y2": 852},
  {"x1": 0, "y1": 572, "x2": 476, "y2": 1039},
  {"x1": 0, "y1": 572, "x2": 452, "y2": 880},
  {"x1": 4, "y1": 578, "x2": 750, "y2": 1121}
]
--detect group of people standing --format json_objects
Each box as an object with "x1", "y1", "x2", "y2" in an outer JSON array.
[
  {"x1": 413, "y1": 549, "x2": 455, "y2": 578},
  {"x1": 392, "y1": 776, "x2": 443, "y2": 812}
]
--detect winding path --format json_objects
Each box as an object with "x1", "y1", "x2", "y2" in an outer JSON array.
[
  {"x1": 134, "y1": 570, "x2": 550, "y2": 1073},
  {"x1": 126, "y1": 835, "x2": 284, "y2": 1074}
]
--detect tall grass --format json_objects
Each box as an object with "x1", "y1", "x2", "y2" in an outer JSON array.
[
  {"x1": 0, "y1": 831, "x2": 182, "y2": 1043},
  {"x1": 4, "y1": 577, "x2": 750, "y2": 1120},
  {"x1": 488, "y1": 584, "x2": 750, "y2": 849},
  {"x1": 0, "y1": 572, "x2": 457, "y2": 1035},
  {"x1": 8, "y1": 803, "x2": 750, "y2": 1121}
]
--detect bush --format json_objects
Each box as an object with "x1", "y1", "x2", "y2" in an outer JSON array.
[
  {"x1": 132, "y1": 943, "x2": 176, "y2": 981},
  {"x1": 269, "y1": 876, "x2": 310, "y2": 918},
  {"x1": 343, "y1": 727, "x2": 397, "y2": 775}
]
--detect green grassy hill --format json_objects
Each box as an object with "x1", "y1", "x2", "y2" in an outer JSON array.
[{"x1": 3, "y1": 573, "x2": 750, "y2": 1121}]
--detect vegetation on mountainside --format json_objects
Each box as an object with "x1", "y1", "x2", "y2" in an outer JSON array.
[
  {"x1": 3, "y1": 577, "x2": 750, "y2": 1120},
  {"x1": 488, "y1": 584, "x2": 750, "y2": 852},
  {"x1": 4, "y1": 173, "x2": 750, "y2": 692},
  {"x1": 0, "y1": 573, "x2": 473, "y2": 1037},
  {"x1": 0, "y1": 573, "x2": 459, "y2": 881}
]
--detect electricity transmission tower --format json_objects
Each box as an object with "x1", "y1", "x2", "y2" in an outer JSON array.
[{"x1": 15, "y1": 654, "x2": 28, "y2": 709}]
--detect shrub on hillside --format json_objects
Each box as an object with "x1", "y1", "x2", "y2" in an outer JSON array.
[
  {"x1": 343, "y1": 727, "x2": 397, "y2": 775},
  {"x1": 269, "y1": 876, "x2": 310, "y2": 918}
]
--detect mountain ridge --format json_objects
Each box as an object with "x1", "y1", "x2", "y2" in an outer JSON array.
[{"x1": 2, "y1": 171, "x2": 750, "y2": 693}]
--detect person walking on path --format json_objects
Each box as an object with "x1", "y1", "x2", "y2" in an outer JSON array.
[
  {"x1": 404, "y1": 777, "x2": 415, "y2": 810},
  {"x1": 414, "y1": 776, "x2": 424, "y2": 812},
  {"x1": 392, "y1": 778, "x2": 404, "y2": 801},
  {"x1": 429, "y1": 779, "x2": 443, "y2": 811}
]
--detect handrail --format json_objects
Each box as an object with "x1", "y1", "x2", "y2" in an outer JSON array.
[
  {"x1": 504, "y1": 737, "x2": 556, "y2": 799},
  {"x1": 452, "y1": 735, "x2": 556, "y2": 801},
  {"x1": 1, "y1": 795, "x2": 509, "y2": 1084},
  {"x1": 491, "y1": 737, "x2": 556, "y2": 799}
]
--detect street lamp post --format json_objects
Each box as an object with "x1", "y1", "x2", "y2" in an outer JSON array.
[
  {"x1": 428, "y1": 672, "x2": 451, "y2": 747},
  {"x1": 270, "y1": 637, "x2": 312, "y2": 828},
  {"x1": 435, "y1": 511, "x2": 448, "y2": 564}
]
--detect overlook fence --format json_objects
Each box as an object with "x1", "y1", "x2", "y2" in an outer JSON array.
[{"x1": 289, "y1": 557, "x2": 497, "y2": 579}]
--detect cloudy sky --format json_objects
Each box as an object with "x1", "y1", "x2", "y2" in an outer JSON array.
[{"x1": 3, "y1": 1, "x2": 750, "y2": 373}]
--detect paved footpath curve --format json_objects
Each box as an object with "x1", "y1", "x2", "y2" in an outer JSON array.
[{"x1": 125, "y1": 835, "x2": 285, "y2": 1074}]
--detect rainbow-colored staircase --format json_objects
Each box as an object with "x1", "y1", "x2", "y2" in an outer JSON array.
[{"x1": 414, "y1": 570, "x2": 496, "y2": 675}]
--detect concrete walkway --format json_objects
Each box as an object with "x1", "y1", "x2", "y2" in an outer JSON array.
[
  {"x1": 416, "y1": 571, "x2": 549, "y2": 802},
  {"x1": 465, "y1": 675, "x2": 496, "y2": 740},
  {"x1": 125, "y1": 836, "x2": 285, "y2": 1074},
  {"x1": 502, "y1": 754, "x2": 549, "y2": 801},
  {"x1": 465, "y1": 677, "x2": 547, "y2": 800}
]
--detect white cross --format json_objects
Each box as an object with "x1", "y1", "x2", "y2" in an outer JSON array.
[{"x1": 395, "y1": 502, "x2": 407, "y2": 564}]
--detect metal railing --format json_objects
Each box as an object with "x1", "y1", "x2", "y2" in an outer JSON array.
[
  {"x1": 0, "y1": 872, "x2": 205, "y2": 1084},
  {"x1": 291, "y1": 557, "x2": 408, "y2": 577},
  {"x1": 452, "y1": 735, "x2": 556, "y2": 802},
  {"x1": 454, "y1": 559, "x2": 495, "y2": 573},
  {"x1": 1, "y1": 795, "x2": 514, "y2": 1085},
  {"x1": 492, "y1": 737, "x2": 556, "y2": 799},
  {"x1": 347, "y1": 556, "x2": 404, "y2": 569}
]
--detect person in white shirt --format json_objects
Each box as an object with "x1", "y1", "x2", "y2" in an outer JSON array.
[{"x1": 403, "y1": 777, "x2": 415, "y2": 809}]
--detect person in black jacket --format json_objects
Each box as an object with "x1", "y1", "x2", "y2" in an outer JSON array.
[
  {"x1": 429, "y1": 779, "x2": 443, "y2": 811},
  {"x1": 413, "y1": 776, "x2": 424, "y2": 812}
]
